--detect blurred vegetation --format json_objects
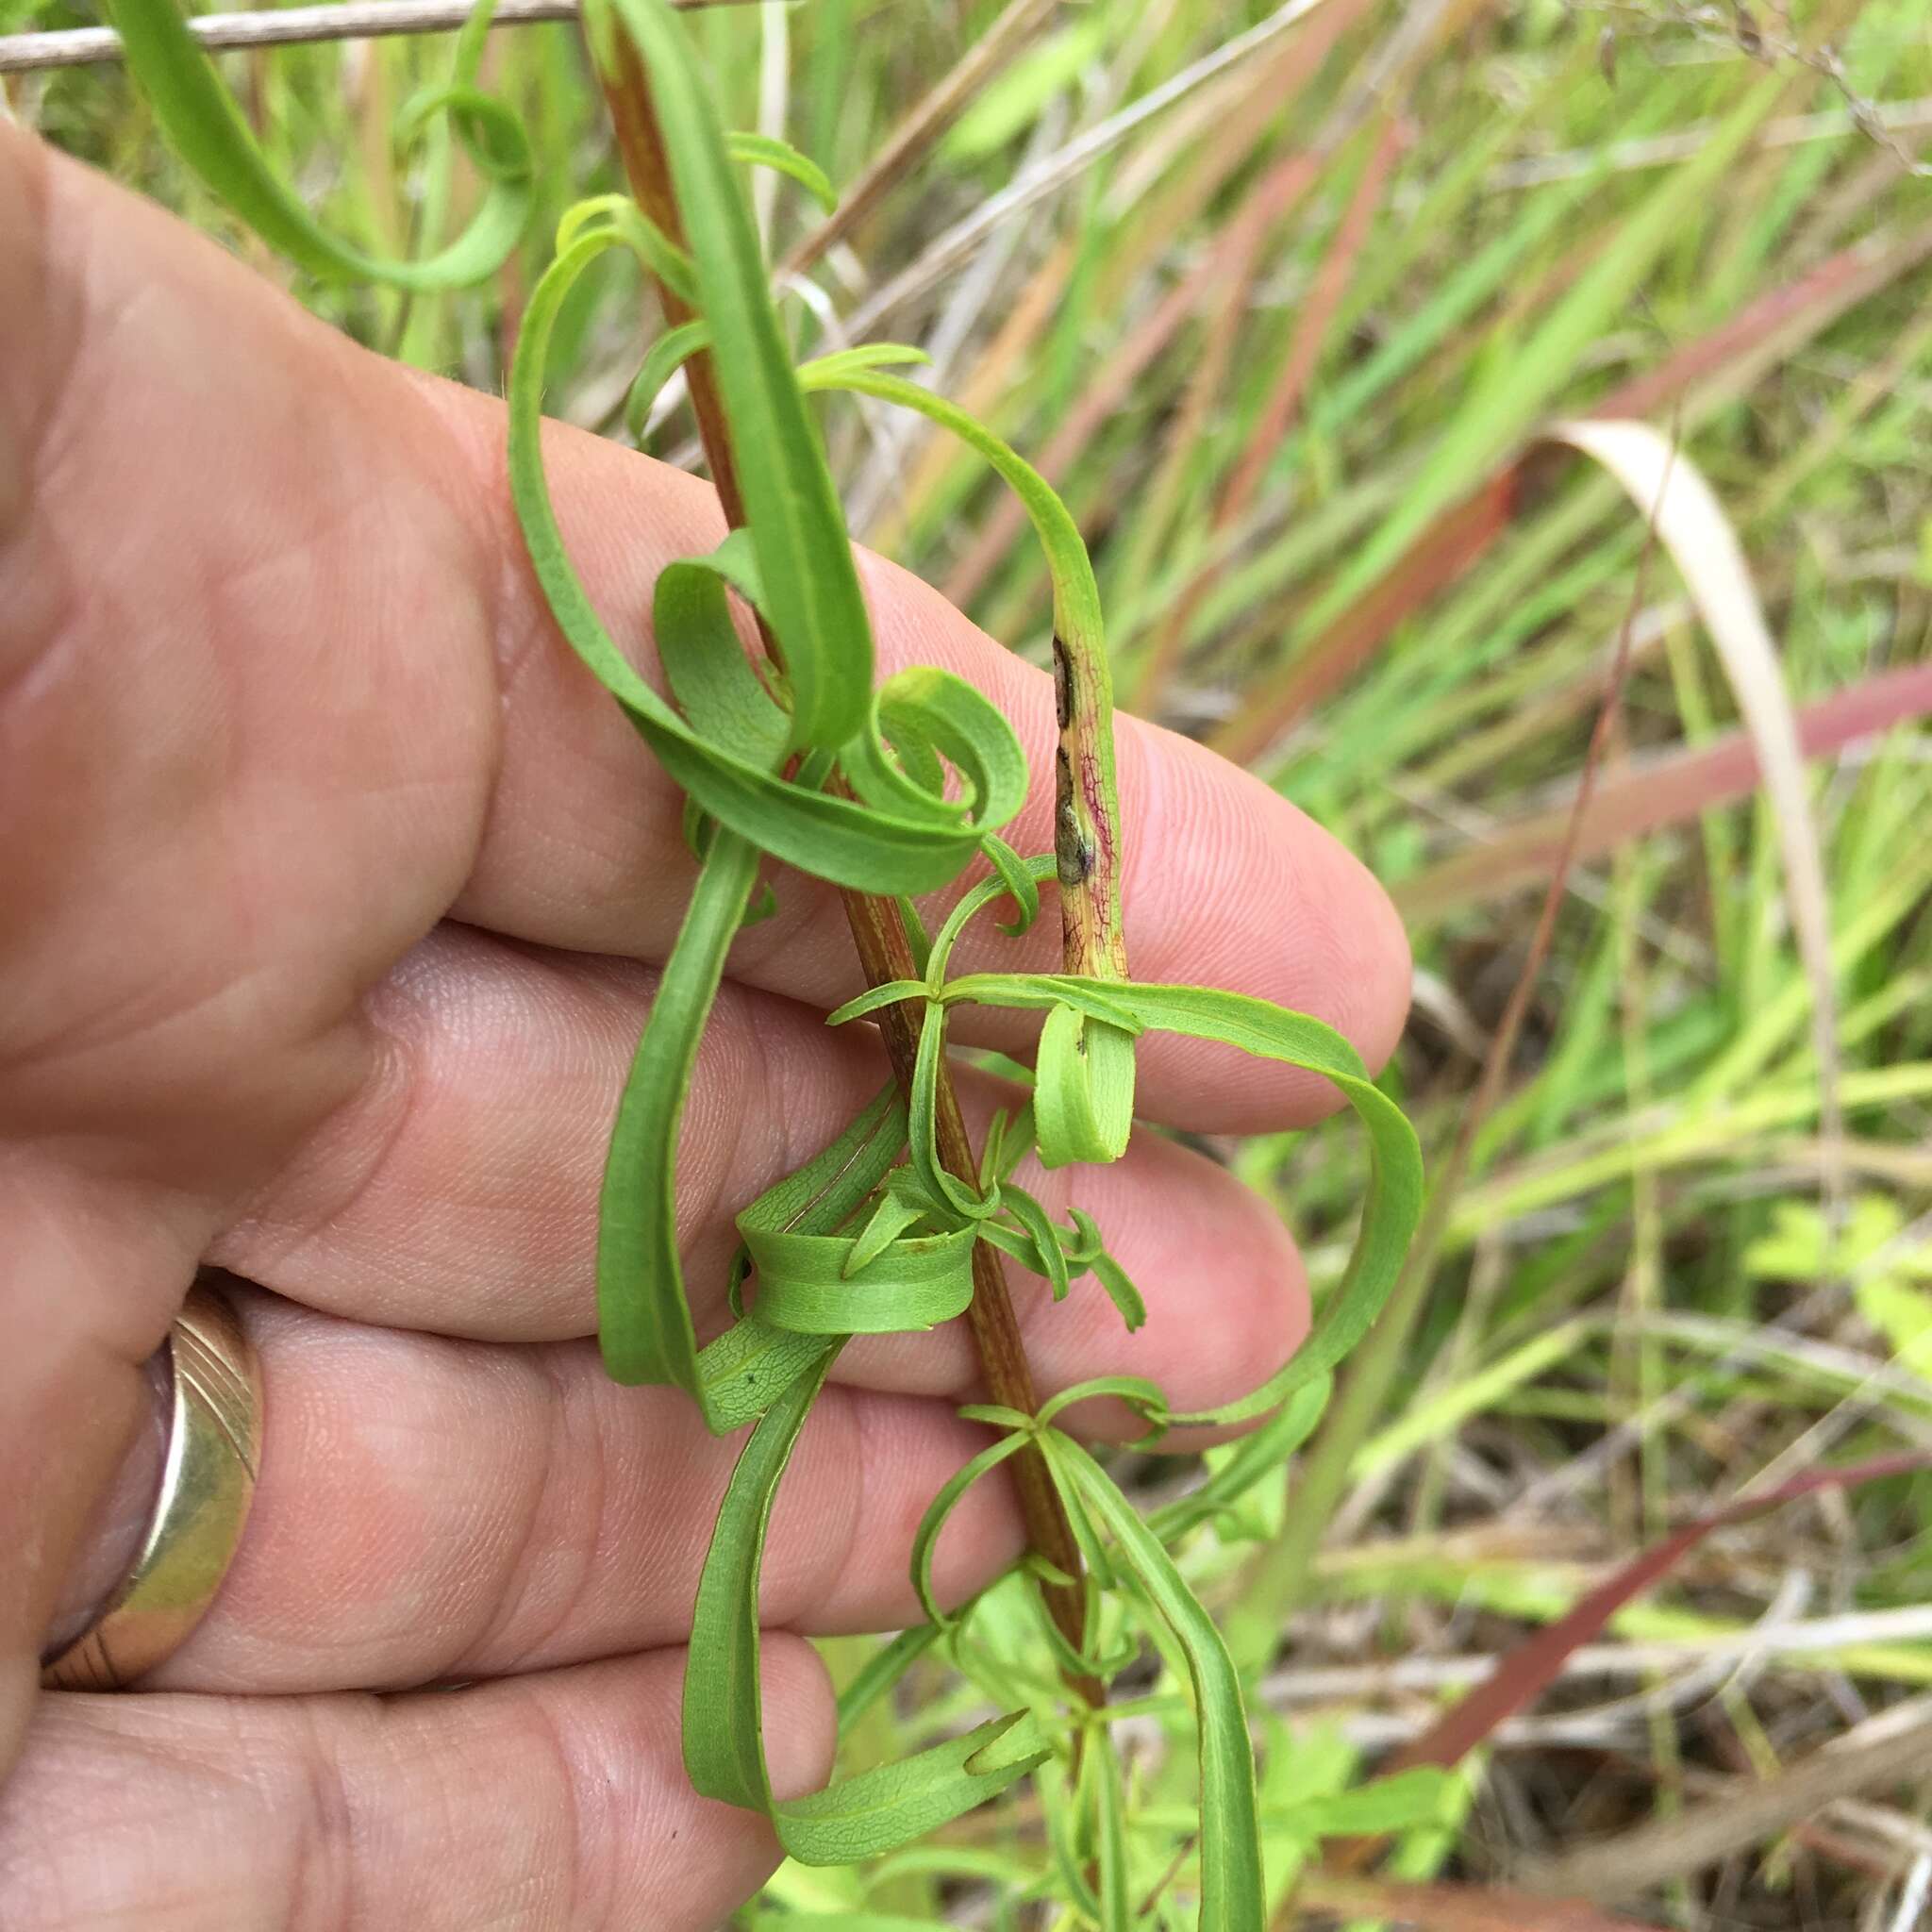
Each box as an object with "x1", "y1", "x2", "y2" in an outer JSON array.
[{"x1": 11, "y1": 0, "x2": 1932, "y2": 1924}]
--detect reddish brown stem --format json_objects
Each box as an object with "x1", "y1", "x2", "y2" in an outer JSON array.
[
  {"x1": 837, "y1": 884, "x2": 1098, "y2": 1692},
  {"x1": 591, "y1": 35, "x2": 1097, "y2": 1699},
  {"x1": 600, "y1": 34, "x2": 746, "y2": 521}
]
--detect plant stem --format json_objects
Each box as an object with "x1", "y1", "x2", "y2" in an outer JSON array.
[
  {"x1": 599, "y1": 35, "x2": 745, "y2": 517},
  {"x1": 591, "y1": 37, "x2": 1098, "y2": 1701},
  {"x1": 839, "y1": 883, "x2": 1099, "y2": 1694}
]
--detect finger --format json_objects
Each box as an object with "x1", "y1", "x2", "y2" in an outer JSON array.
[
  {"x1": 5, "y1": 129, "x2": 1407, "y2": 1161},
  {"x1": 133, "y1": 1288, "x2": 1022, "y2": 1691},
  {"x1": 1, "y1": 1646, "x2": 831, "y2": 1932},
  {"x1": 0, "y1": 1156, "x2": 205, "y2": 1774},
  {"x1": 213, "y1": 924, "x2": 1307, "y2": 1420}
]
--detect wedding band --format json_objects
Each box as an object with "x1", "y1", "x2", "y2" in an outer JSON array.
[{"x1": 41, "y1": 1279, "x2": 262, "y2": 1692}]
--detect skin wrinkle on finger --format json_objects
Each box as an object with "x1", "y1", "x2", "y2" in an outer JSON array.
[
  {"x1": 138, "y1": 1295, "x2": 1021, "y2": 1694},
  {"x1": 0, "y1": 1648, "x2": 833, "y2": 1931}
]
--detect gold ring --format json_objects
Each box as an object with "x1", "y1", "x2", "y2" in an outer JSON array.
[{"x1": 41, "y1": 1279, "x2": 262, "y2": 1691}]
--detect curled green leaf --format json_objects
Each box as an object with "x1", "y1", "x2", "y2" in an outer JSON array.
[
  {"x1": 726, "y1": 128, "x2": 840, "y2": 211},
  {"x1": 108, "y1": 0, "x2": 532, "y2": 289},
  {"x1": 745, "y1": 1222, "x2": 977, "y2": 1334},
  {"x1": 589, "y1": 0, "x2": 874, "y2": 752},
  {"x1": 554, "y1": 192, "x2": 696, "y2": 302},
  {"x1": 626, "y1": 318, "x2": 712, "y2": 445},
  {"x1": 796, "y1": 342, "x2": 935, "y2": 389},
  {"x1": 1035, "y1": 1375, "x2": 1169, "y2": 1439},
  {"x1": 1033, "y1": 1001, "x2": 1138, "y2": 1168},
  {"x1": 508, "y1": 233, "x2": 1027, "y2": 895},
  {"x1": 804, "y1": 368, "x2": 1125, "y2": 984},
  {"x1": 933, "y1": 974, "x2": 1424, "y2": 1428},
  {"x1": 1150, "y1": 1374, "x2": 1332, "y2": 1543},
  {"x1": 909, "y1": 1427, "x2": 1033, "y2": 1631}
]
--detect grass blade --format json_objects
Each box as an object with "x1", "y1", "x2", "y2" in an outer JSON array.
[{"x1": 1547, "y1": 418, "x2": 1843, "y2": 1206}]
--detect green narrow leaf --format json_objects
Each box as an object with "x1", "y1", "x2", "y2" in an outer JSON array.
[
  {"x1": 1034, "y1": 1375, "x2": 1169, "y2": 1437},
  {"x1": 997, "y1": 1183, "x2": 1071, "y2": 1300},
  {"x1": 594, "y1": 0, "x2": 874, "y2": 751},
  {"x1": 687, "y1": 1359, "x2": 1051, "y2": 1862},
  {"x1": 627, "y1": 317, "x2": 713, "y2": 445},
  {"x1": 935, "y1": 974, "x2": 1424, "y2": 1427},
  {"x1": 979, "y1": 834, "x2": 1042, "y2": 937},
  {"x1": 686, "y1": 1352, "x2": 839, "y2": 1813},
  {"x1": 906, "y1": 1003, "x2": 991, "y2": 1223},
  {"x1": 108, "y1": 0, "x2": 532, "y2": 288},
  {"x1": 653, "y1": 533, "x2": 790, "y2": 765},
  {"x1": 844, "y1": 1178, "x2": 933, "y2": 1277},
  {"x1": 554, "y1": 192, "x2": 697, "y2": 302},
  {"x1": 1033, "y1": 1002, "x2": 1138, "y2": 1167},
  {"x1": 1086, "y1": 1244, "x2": 1146, "y2": 1335},
  {"x1": 1089, "y1": 1728, "x2": 1132, "y2": 1931},
  {"x1": 909, "y1": 1428, "x2": 1033, "y2": 1629},
  {"x1": 1150, "y1": 1374, "x2": 1332, "y2": 1541},
  {"x1": 800, "y1": 369, "x2": 1107, "y2": 700},
  {"x1": 507, "y1": 234, "x2": 1022, "y2": 895},
  {"x1": 745, "y1": 1222, "x2": 978, "y2": 1334},
  {"x1": 1044, "y1": 1431, "x2": 1264, "y2": 1932},
  {"x1": 595, "y1": 829, "x2": 761, "y2": 1388},
  {"x1": 835, "y1": 1624, "x2": 941, "y2": 1742},
  {"x1": 795, "y1": 343, "x2": 934, "y2": 387},
  {"x1": 693, "y1": 1313, "x2": 838, "y2": 1434},
  {"x1": 726, "y1": 128, "x2": 840, "y2": 211},
  {"x1": 827, "y1": 978, "x2": 933, "y2": 1026},
  {"x1": 804, "y1": 368, "x2": 1124, "y2": 984}
]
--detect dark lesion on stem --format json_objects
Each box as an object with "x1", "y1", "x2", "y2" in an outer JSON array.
[{"x1": 1052, "y1": 634, "x2": 1126, "y2": 983}]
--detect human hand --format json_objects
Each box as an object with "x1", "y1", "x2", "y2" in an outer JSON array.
[{"x1": 0, "y1": 123, "x2": 1407, "y2": 1928}]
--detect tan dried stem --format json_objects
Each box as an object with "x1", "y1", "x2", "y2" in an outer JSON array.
[{"x1": 777, "y1": 0, "x2": 1058, "y2": 279}]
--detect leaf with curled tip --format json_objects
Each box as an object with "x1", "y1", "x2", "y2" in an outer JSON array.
[
  {"x1": 725, "y1": 129, "x2": 838, "y2": 212},
  {"x1": 922, "y1": 974, "x2": 1424, "y2": 1429},
  {"x1": 510, "y1": 246, "x2": 1028, "y2": 893},
  {"x1": 109, "y1": 0, "x2": 533, "y2": 288}
]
